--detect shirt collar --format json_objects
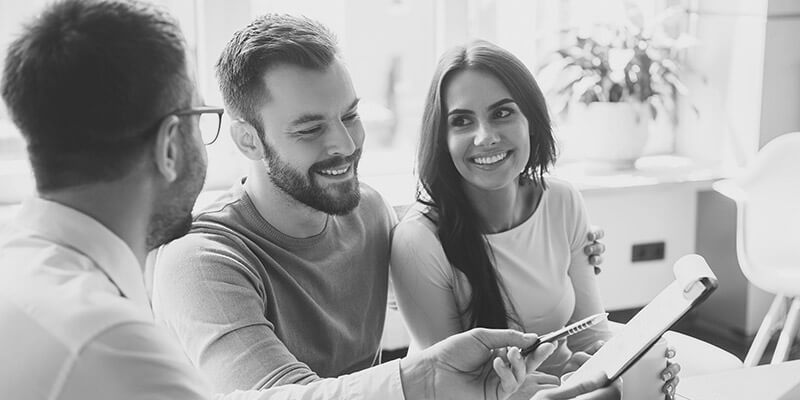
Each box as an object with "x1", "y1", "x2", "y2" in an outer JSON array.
[{"x1": 12, "y1": 197, "x2": 151, "y2": 312}]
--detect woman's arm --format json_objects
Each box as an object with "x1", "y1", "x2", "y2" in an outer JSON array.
[
  {"x1": 564, "y1": 187, "x2": 613, "y2": 353},
  {"x1": 390, "y1": 215, "x2": 466, "y2": 349}
]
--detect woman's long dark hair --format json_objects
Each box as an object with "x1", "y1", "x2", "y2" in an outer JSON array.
[{"x1": 416, "y1": 40, "x2": 557, "y2": 329}]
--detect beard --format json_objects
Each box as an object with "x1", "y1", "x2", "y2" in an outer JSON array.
[
  {"x1": 146, "y1": 131, "x2": 207, "y2": 250},
  {"x1": 264, "y1": 144, "x2": 362, "y2": 216}
]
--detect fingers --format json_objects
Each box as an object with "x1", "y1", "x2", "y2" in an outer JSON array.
[
  {"x1": 562, "y1": 352, "x2": 592, "y2": 375},
  {"x1": 561, "y1": 340, "x2": 604, "y2": 375},
  {"x1": 508, "y1": 347, "x2": 527, "y2": 385},
  {"x1": 662, "y1": 375, "x2": 680, "y2": 398},
  {"x1": 469, "y1": 328, "x2": 539, "y2": 351},
  {"x1": 584, "y1": 340, "x2": 605, "y2": 355},
  {"x1": 528, "y1": 371, "x2": 561, "y2": 387},
  {"x1": 525, "y1": 342, "x2": 557, "y2": 371},
  {"x1": 493, "y1": 351, "x2": 522, "y2": 393},
  {"x1": 665, "y1": 345, "x2": 677, "y2": 359},
  {"x1": 583, "y1": 242, "x2": 606, "y2": 256},
  {"x1": 518, "y1": 372, "x2": 561, "y2": 400},
  {"x1": 660, "y1": 361, "x2": 681, "y2": 399},
  {"x1": 538, "y1": 372, "x2": 611, "y2": 400},
  {"x1": 493, "y1": 347, "x2": 527, "y2": 393},
  {"x1": 587, "y1": 226, "x2": 605, "y2": 241},
  {"x1": 661, "y1": 361, "x2": 681, "y2": 381},
  {"x1": 493, "y1": 357, "x2": 515, "y2": 392},
  {"x1": 589, "y1": 255, "x2": 604, "y2": 267}
]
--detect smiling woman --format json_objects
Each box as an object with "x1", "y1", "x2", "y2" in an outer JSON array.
[
  {"x1": 389, "y1": 39, "x2": 681, "y2": 398},
  {"x1": 444, "y1": 70, "x2": 533, "y2": 194}
]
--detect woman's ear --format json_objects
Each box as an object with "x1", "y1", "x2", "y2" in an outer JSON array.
[
  {"x1": 231, "y1": 119, "x2": 266, "y2": 160},
  {"x1": 152, "y1": 115, "x2": 182, "y2": 183}
]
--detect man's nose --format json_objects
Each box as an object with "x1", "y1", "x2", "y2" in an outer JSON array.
[{"x1": 326, "y1": 120, "x2": 356, "y2": 156}]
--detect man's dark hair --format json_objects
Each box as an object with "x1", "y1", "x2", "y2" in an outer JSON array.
[
  {"x1": 215, "y1": 14, "x2": 338, "y2": 136},
  {"x1": 1, "y1": 0, "x2": 189, "y2": 191}
]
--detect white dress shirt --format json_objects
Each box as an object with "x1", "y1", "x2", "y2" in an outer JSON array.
[{"x1": 0, "y1": 198, "x2": 404, "y2": 400}]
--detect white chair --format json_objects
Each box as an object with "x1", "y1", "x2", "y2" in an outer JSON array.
[{"x1": 713, "y1": 131, "x2": 800, "y2": 367}]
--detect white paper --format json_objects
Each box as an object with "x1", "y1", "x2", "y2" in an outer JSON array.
[{"x1": 564, "y1": 254, "x2": 717, "y2": 385}]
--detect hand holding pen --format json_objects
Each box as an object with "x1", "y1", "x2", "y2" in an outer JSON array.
[{"x1": 521, "y1": 313, "x2": 609, "y2": 357}]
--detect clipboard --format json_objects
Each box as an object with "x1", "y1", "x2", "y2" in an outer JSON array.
[{"x1": 563, "y1": 254, "x2": 718, "y2": 386}]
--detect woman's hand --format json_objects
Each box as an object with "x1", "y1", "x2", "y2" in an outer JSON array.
[
  {"x1": 493, "y1": 343, "x2": 559, "y2": 400},
  {"x1": 556, "y1": 340, "x2": 681, "y2": 399},
  {"x1": 584, "y1": 227, "x2": 606, "y2": 274},
  {"x1": 661, "y1": 345, "x2": 681, "y2": 399}
]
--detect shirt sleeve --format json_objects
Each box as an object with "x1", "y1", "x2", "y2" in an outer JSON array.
[
  {"x1": 389, "y1": 212, "x2": 464, "y2": 349},
  {"x1": 150, "y1": 233, "x2": 321, "y2": 392},
  {"x1": 61, "y1": 321, "x2": 404, "y2": 400},
  {"x1": 61, "y1": 321, "x2": 214, "y2": 400},
  {"x1": 214, "y1": 361, "x2": 404, "y2": 400},
  {"x1": 564, "y1": 186, "x2": 613, "y2": 353}
]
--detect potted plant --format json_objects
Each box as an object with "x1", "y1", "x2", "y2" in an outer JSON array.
[{"x1": 538, "y1": 8, "x2": 696, "y2": 167}]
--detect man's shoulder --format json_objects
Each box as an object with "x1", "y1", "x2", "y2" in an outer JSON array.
[
  {"x1": 0, "y1": 274, "x2": 152, "y2": 354},
  {"x1": 174, "y1": 185, "x2": 257, "y2": 252},
  {"x1": 354, "y1": 182, "x2": 396, "y2": 224},
  {"x1": 357, "y1": 182, "x2": 386, "y2": 208},
  {"x1": 152, "y1": 222, "x2": 252, "y2": 277},
  {"x1": 192, "y1": 185, "x2": 251, "y2": 229}
]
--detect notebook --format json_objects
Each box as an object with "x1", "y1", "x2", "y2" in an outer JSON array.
[{"x1": 564, "y1": 254, "x2": 718, "y2": 386}]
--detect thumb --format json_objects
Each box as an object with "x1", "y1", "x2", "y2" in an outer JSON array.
[
  {"x1": 469, "y1": 328, "x2": 538, "y2": 350},
  {"x1": 524, "y1": 342, "x2": 557, "y2": 371},
  {"x1": 548, "y1": 372, "x2": 610, "y2": 399}
]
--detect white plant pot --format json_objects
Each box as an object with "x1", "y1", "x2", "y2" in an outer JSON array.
[{"x1": 565, "y1": 102, "x2": 650, "y2": 168}]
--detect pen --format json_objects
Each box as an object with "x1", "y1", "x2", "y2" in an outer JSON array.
[{"x1": 520, "y1": 312, "x2": 609, "y2": 357}]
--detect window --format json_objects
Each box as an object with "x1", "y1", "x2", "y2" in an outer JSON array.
[
  {"x1": 0, "y1": 1, "x2": 49, "y2": 202},
  {"x1": 171, "y1": 0, "x2": 444, "y2": 200},
  {"x1": 0, "y1": 0, "x2": 744, "y2": 205}
]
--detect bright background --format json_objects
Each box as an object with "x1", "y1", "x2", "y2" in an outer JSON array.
[
  {"x1": 2, "y1": 0, "x2": 800, "y2": 360},
  {"x1": 0, "y1": 0, "x2": 756, "y2": 202}
]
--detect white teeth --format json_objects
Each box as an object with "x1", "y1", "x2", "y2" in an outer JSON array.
[
  {"x1": 318, "y1": 166, "x2": 349, "y2": 176},
  {"x1": 473, "y1": 151, "x2": 508, "y2": 165}
]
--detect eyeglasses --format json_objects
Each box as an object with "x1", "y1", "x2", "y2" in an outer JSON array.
[{"x1": 174, "y1": 106, "x2": 225, "y2": 145}]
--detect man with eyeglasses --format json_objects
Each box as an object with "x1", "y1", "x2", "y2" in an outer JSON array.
[{"x1": 0, "y1": 1, "x2": 618, "y2": 399}]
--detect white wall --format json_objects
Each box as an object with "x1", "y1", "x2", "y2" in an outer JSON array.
[
  {"x1": 584, "y1": 185, "x2": 698, "y2": 310},
  {"x1": 693, "y1": 0, "x2": 800, "y2": 336}
]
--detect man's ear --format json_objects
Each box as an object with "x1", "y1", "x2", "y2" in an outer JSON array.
[
  {"x1": 153, "y1": 115, "x2": 182, "y2": 183},
  {"x1": 231, "y1": 119, "x2": 267, "y2": 160}
]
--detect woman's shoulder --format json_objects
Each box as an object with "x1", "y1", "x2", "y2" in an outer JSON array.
[
  {"x1": 541, "y1": 177, "x2": 585, "y2": 217},
  {"x1": 394, "y1": 202, "x2": 438, "y2": 240},
  {"x1": 391, "y1": 202, "x2": 454, "y2": 280},
  {"x1": 543, "y1": 176, "x2": 580, "y2": 197}
]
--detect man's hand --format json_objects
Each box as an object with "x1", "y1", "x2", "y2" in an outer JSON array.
[
  {"x1": 560, "y1": 340, "x2": 605, "y2": 376},
  {"x1": 584, "y1": 227, "x2": 606, "y2": 274},
  {"x1": 532, "y1": 373, "x2": 621, "y2": 400},
  {"x1": 399, "y1": 328, "x2": 556, "y2": 400}
]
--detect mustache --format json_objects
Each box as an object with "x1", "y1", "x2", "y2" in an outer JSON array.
[{"x1": 311, "y1": 148, "x2": 362, "y2": 171}]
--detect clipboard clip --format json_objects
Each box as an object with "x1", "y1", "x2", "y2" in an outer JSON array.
[
  {"x1": 683, "y1": 279, "x2": 705, "y2": 298},
  {"x1": 673, "y1": 255, "x2": 718, "y2": 301}
]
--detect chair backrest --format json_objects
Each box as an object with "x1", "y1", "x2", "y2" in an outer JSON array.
[{"x1": 734, "y1": 132, "x2": 800, "y2": 294}]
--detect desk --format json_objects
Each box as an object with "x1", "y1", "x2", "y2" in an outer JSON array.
[{"x1": 676, "y1": 360, "x2": 800, "y2": 400}]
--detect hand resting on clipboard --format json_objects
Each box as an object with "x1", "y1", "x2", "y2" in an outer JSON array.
[{"x1": 562, "y1": 254, "x2": 718, "y2": 391}]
